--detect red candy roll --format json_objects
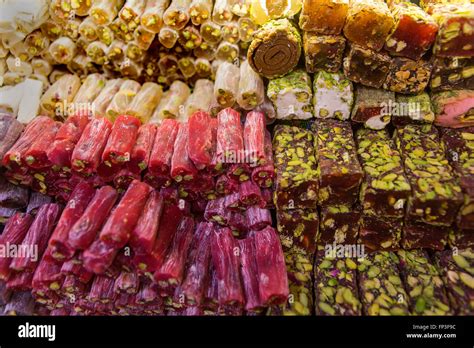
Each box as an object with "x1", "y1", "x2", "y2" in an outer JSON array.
[
  {"x1": 245, "y1": 206, "x2": 272, "y2": 231},
  {"x1": 129, "y1": 190, "x2": 164, "y2": 254},
  {"x1": 48, "y1": 182, "x2": 96, "y2": 261},
  {"x1": 211, "y1": 227, "x2": 244, "y2": 308},
  {"x1": 0, "y1": 213, "x2": 34, "y2": 280},
  {"x1": 47, "y1": 113, "x2": 90, "y2": 176},
  {"x1": 113, "y1": 168, "x2": 140, "y2": 192},
  {"x1": 216, "y1": 174, "x2": 238, "y2": 195},
  {"x1": 216, "y1": 107, "x2": 244, "y2": 165},
  {"x1": 102, "y1": 114, "x2": 141, "y2": 166},
  {"x1": 179, "y1": 222, "x2": 213, "y2": 306},
  {"x1": 188, "y1": 111, "x2": 216, "y2": 170},
  {"x1": 239, "y1": 180, "x2": 263, "y2": 207},
  {"x1": 204, "y1": 117, "x2": 222, "y2": 175},
  {"x1": 99, "y1": 180, "x2": 152, "y2": 248},
  {"x1": 10, "y1": 203, "x2": 61, "y2": 272},
  {"x1": 24, "y1": 121, "x2": 61, "y2": 169},
  {"x1": 82, "y1": 239, "x2": 119, "y2": 275},
  {"x1": 67, "y1": 185, "x2": 118, "y2": 250},
  {"x1": 154, "y1": 216, "x2": 195, "y2": 296},
  {"x1": 3, "y1": 116, "x2": 56, "y2": 173},
  {"x1": 32, "y1": 256, "x2": 64, "y2": 292},
  {"x1": 149, "y1": 119, "x2": 180, "y2": 177},
  {"x1": 243, "y1": 111, "x2": 266, "y2": 167},
  {"x1": 128, "y1": 123, "x2": 157, "y2": 175},
  {"x1": 251, "y1": 130, "x2": 274, "y2": 188},
  {"x1": 170, "y1": 122, "x2": 198, "y2": 182},
  {"x1": 60, "y1": 258, "x2": 93, "y2": 284},
  {"x1": 238, "y1": 236, "x2": 263, "y2": 313},
  {"x1": 132, "y1": 204, "x2": 183, "y2": 277},
  {"x1": 71, "y1": 117, "x2": 112, "y2": 175},
  {"x1": 254, "y1": 226, "x2": 289, "y2": 306}
]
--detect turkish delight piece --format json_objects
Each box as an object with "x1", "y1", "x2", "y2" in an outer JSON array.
[
  {"x1": 359, "y1": 215, "x2": 402, "y2": 251},
  {"x1": 239, "y1": 180, "x2": 263, "y2": 207},
  {"x1": 73, "y1": 73, "x2": 106, "y2": 107},
  {"x1": 357, "y1": 251, "x2": 409, "y2": 316},
  {"x1": 3, "y1": 116, "x2": 55, "y2": 173},
  {"x1": 246, "y1": 206, "x2": 272, "y2": 231},
  {"x1": 26, "y1": 192, "x2": 51, "y2": 214},
  {"x1": 129, "y1": 190, "x2": 164, "y2": 254},
  {"x1": 383, "y1": 57, "x2": 433, "y2": 94},
  {"x1": 251, "y1": 131, "x2": 275, "y2": 188},
  {"x1": 105, "y1": 80, "x2": 141, "y2": 122},
  {"x1": 440, "y1": 128, "x2": 474, "y2": 229},
  {"x1": 432, "y1": 4, "x2": 474, "y2": 57},
  {"x1": 247, "y1": 18, "x2": 301, "y2": 79},
  {"x1": 0, "y1": 213, "x2": 34, "y2": 280},
  {"x1": 277, "y1": 208, "x2": 319, "y2": 254},
  {"x1": 0, "y1": 179, "x2": 28, "y2": 209},
  {"x1": 402, "y1": 218, "x2": 449, "y2": 250},
  {"x1": 92, "y1": 79, "x2": 124, "y2": 117},
  {"x1": 273, "y1": 125, "x2": 318, "y2": 209},
  {"x1": 314, "y1": 249, "x2": 362, "y2": 316},
  {"x1": 171, "y1": 122, "x2": 198, "y2": 183},
  {"x1": 299, "y1": 0, "x2": 348, "y2": 34},
  {"x1": 314, "y1": 119, "x2": 363, "y2": 206},
  {"x1": 127, "y1": 123, "x2": 156, "y2": 175},
  {"x1": 312, "y1": 71, "x2": 353, "y2": 120},
  {"x1": 214, "y1": 62, "x2": 239, "y2": 108},
  {"x1": 179, "y1": 222, "x2": 213, "y2": 306},
  {"x1": 319, "y1": 206, "x2": 361, "y2": 245},
  {"x1": 343, "y1": 0, "x2": 394, "y2": 51},
  {"x1": 60, "y1": 258, "x2": 93, "y2": 284},
  {"x1": 351, "y1": 86, "x2": 395, "y2": 130},
  {"x1": 433, "y1": 249, "x2": 474, "y2": 315},
  {"x1": 24, "y1": 121, "x2": 60, "y2": 169},
  {"x1": 154, "y1": 216, "x2": 195, "y2": 295},
  {"x1": 211, "y1": 227, "x2": 244, "y2": 307},
  {"x1": 395, "y1": 124, "x2": 463, "y2": 226},
  {"x1": 356, "y1": 128, "x2": 411, "y2": 217},
  {"x1": 238, "y1": 236, "x2": 263, "y2": 313},
  {"x1": 10, "y1": 203, "x2": 61, "y2": 272},
  {"x1": 430, "y1": 56, "x2": 474, "y2": 92},
  {"x1": 188, "y1": 111, "x2": 215, "y2": 170},
  {"x1": 71, "y1": 117, "x2": 112, "y2": 176},
  {"x1": 237, "y1": 60, "x2": 265, "y2": 110},
  {"x1": 126, "y1": 83, "x2": 163, "y2": 123},
  {"x1": 32, "y1": 255, "x2": 63, "y2": 293},
  {"x1": 102, "y1": 115, "x2": 141, "y2": 167},
  {"x1": 47, "y1": 113, "x2": 90, "y2": 176},
  {"x1": 184, "y1": 79, "x2": 214, "y2": 117},
  {"x1": 385, "y1": 2, "x2": 438, "y2": 60},
  {"x1": 396, "y1": 250, "x2": 452, "y2": 315},
  {"x1": 216, "y1": 175, "x2": 239, "y2": 195},
  {"x1": 204, "y1": 196, "x2": 232, "y2": 225},
  {"x1": 39, "y1": 74, "x2": 81, "y2": 119},
  {"x1": 303, "y1": 33, "x2": 346, "y2": 73},
  {"x1": 448, "y1": 229, "x2": 474, "y2": 249},
  {"x1": 392, "y1": 93, "x2": 435, "y2": 127},
  {"x1": 67, "y1": 186, "x2": 118, "y2": 250},
  {"x1": 4, "y1": 291, "x2": 35, "y2": 315},
  {"x1": 48, "y1": 182, "x2": 96, "y2": 261},
  {"x1": 149, "y1": 119, "x2": 180, "y2": 177},
  {"x1": 82, "y1": 239, "x2": 119, "y2": 275},
  {"x1": 216, "y1": 107, "x2": 244, "y2": 165},
  {"x1": 243, "y1": 111, "x2": 266, "y2": 167},
  {"x1": 343, "y1": 44, "x2": 392, "y2": 89},
  {"x1": 0, "y1": 114, "x2": 24, "y2": 161},
  {"x1": 100, "y1": 180, "x2": 152, "y2": 248},
  {"x1": 431, "y1": 90, "x2": 474, "y2": 128},
  {"x1": 267, "y1": 70, "x2": 313, "y2": 120}
]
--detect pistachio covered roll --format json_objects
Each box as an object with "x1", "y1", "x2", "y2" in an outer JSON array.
[
  {"x1": 185, "y1": 79, "x2": 214, "y2": 116},
  {"x1": 313, "y1": 71, "x2": 353, "y2": 120},
  {"x1": 163, "y1": 0, "x2": 192, "y2": 30},
  {"x1": 107, "y1": 40, "x2": 127, "y2": 62},
  {"x1": 106, "y1": 79, "x2": 141, "y2": 121},
  {"x1": 222, "y1": 21, "x2": 240, "y2": 43},
  {"x1": 126, "y1": 82, "x2": 163, "y2": 123},
  {"x1": 267, "y1": 70, "x2": 313, "y2": 120},
  {"x1": 73, "y1": 74, "x2": 107, "y2": 106},
  {"x1": 49, "y1": 37, "x2": 77, "y2": 64},
  {"x1": 200, "y1": 20, "x2": 223, "y2": 44},
  {"x1": 24, "y1": 30, "x2": 50, "y2": 57},
  {"x1": 195, "y1": 58, "x2": 212, "y2": 78},
  {"x1": 79, "y1": 17, "x2": 99, "y2": 41},
  {"x1": 92, "y1": 78, "x2": 124, "y2": 117},
  {"x1": 67, "y1": 54, "x2": 96, "y2": 77},
  {"x1": 237, "y1": 60, "x2": 264, "y2": 110},
  {"x1": 86, "y1": 41, "x2": 108, "y2": 65},
  {"x1": 125, "y1": 41, "x2": 144, "y2": 61},
  {"x1": 177, "y1": 57, "x2": 196, "y2": 78},
  {"x1": 41, "y1": 19, "x2": 63, "y2": 40},
  {"x1": 190, "y1": 0, "x2": 213, "y2": 25},
  {"x1": 214, "y1": 61, "x2": 240, "y2": 107},
  {"x1": 40, "y1": 74, "x2": 81, "y2": 119},
  {"x1": 178, "y1": 25, "x2": 202, "y2": 50},
  {"x1": 150, "y1": 80, "x2": 191, "y2": 122},
  {"x1": 6, "y1": 57, "x2": 32, "y2": 77},
  {"x1": 119, "y1": 0, "x2": 147, "y2": 23},
  {"x1": 158, "y1": 26, "x2": 179, "y2": 48},
  {"x1": 212, "y1": 0, "x2": 234, "y2": 24},
  {"x1": 193, "y1": 42, "x2": 217, "y2": 60},
  {"x1": 97, "y1": 25, "x2": 115, "y2": 46},
  {"x1": 141, "y1": 0, "x2": 170, "y2": 33},
  {"x1": 90, "y1": 0, "x2": 125, "y2": 25}
]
